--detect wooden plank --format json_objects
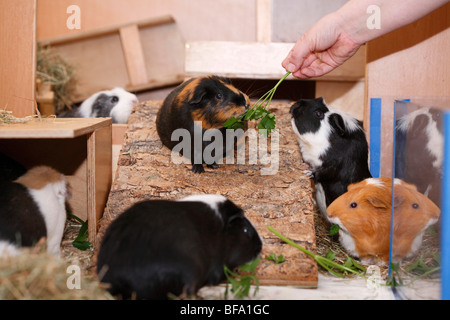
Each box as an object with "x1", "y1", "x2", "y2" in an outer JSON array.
[
  {"x1": 0, "y1": 0, "x2": 37, "y2": 117},
  {"x1": 97, "y1": 100, "x2": 318, "y2": 287},
  {"x1": 0, "y1": 118, "x2": 112, "y2": 139},
  {"x1": 256, "y1": 0, "x2": 272, "y2": 42},
  {"x1": 185, "y1": 41, "x2": 365, "y2": 81},
  {"x1": 87, "y1": 125, "x2": 112, "y2": 245},
  {"x1": 119, "y1": 24, "x2": 149, "y2": 86}
]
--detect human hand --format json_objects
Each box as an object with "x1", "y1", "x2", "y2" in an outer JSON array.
[{"x1": 282, "y1": 14, "x2": 362, "y2": 79}]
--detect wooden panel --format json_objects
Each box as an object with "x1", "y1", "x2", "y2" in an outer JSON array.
[
  {"x1": 316, "y1": 80, "x2": 365, "y2": 121},
  {"x1": 37, "y1": 0, "x2": 256, "y2": 42},
  {"x1": 87, "y1": 125, "x2": 112, "y2": 245},
  {"x1": 185, "y1": 41, "x2": 365, "y2": 81},
  {"x1": 40, "y1": 16, "x2": 185, "y2": 103},
  {"x1": 365, "y1": 3, "x2": 450, "y2": 178},
  {"x1": 0, "y1": 0, "x2": 37, "y2": 117}
]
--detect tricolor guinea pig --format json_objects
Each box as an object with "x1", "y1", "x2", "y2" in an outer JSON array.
[
  {"x1": 156, "y1": 76, "x2": 250, "y2": 173},
  {"x1": 290, "y1": 98, "x2": 372, "y2": 220},
  {"x1": 96, "y1": 194, "x2": 262, "y2": 300},
  {"x1": 59, "y1": 87, "x2": 138, "y2": 124},
  {"x1": 0, "y1": 166, "x2": 69, "y2": 257},
  {"x1": 327, "y1": 178, "x2": 440, "y2": 265}
]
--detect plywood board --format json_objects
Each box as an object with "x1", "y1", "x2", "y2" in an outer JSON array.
[
  {"x1": 40, "y1": 16, "x2": 185, "y2": 103},
  {"x1": 0, "y1": 118, "x2": 112, "y2": 243},
  {"x1": 0, "y1": 0, "x2": 37, "y2": 117},
  {"x1": 97, "y1": 100, "x2": 318, "y2": 287},
  {"x1": 185, "y1": 41, "x2": 365, "y2": 82}
]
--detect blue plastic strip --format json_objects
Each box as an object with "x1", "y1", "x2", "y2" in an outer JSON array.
[
  {"x1": 370, "y1": 98, "x2": 382, "y2": 178},
  {"x1": 441, "y1": 111, "x2": 450, "y2": 300}
]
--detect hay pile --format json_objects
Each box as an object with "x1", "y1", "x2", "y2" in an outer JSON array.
[{"x1": 0, "y1": 249, "x2": 112, "y2": 300}]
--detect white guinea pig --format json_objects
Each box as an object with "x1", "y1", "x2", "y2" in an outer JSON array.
[
  {"x1": 60, "y1": 87, "x2": 139, "y2": 124},
  {"x1": 0, "y1": 166, "x2": 69, "y2": 257},
  {"x1": 96, "y1": 194, "x2": 263, "y2": 300}
]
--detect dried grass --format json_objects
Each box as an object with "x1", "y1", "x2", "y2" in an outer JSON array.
[{"x1": 0, "y1": 217, "x2": 113, "y2": 300}]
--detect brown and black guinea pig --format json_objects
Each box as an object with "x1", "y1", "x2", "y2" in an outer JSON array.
[
  {"x1": 327, "y1": 177, "x2": 440, "y2": 265},
  {"x1": 156, "y1": 75, "x2": 250, "y2": 173}
]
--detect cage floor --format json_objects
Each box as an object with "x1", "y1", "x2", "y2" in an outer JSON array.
[{"x1": 96, "y1": 100, "x2": 318, "y2": 287}]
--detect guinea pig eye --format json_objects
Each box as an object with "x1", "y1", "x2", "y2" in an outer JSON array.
[
  {"x1": 111, "y1": 96, "x2": 119, "y2": 103},
  {"x1": 412, "y1": 203, "x2": 419, "y2": 209},
  {"x1": 350, "y1": 202, "x2": 358, "y2": 209},
  {"x1": 315, "y1": 110, "x2": 324, "y2": 120},
  {"x1": 215, "y1": 93, "x2": 223, "y2": 101}
]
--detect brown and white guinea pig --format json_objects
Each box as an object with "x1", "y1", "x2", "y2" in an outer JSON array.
[
  {"x1": 156, "y1": 75, "x2": 250, "y2": 174},
  {"x1": 395, "y1": 107, "x2": 443, "y2": 207},
  {"x1": 290, "y1": 97, "x2": 372, "y2": 221},
  {"x1": 59, "y1": 87, "x2": 138, "y2": 124},
  {"x1": 96, "y1": 194, "x2": 262, "y2": 300},
  {"x1": 326, "y1": 178, "x2": 440, "y2": 265},
  {"x1": 0, "y1": 166, "x2": 69, "y2": 257}
]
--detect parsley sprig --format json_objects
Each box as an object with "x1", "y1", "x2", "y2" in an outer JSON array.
[{"x1": 224, "y1": 72, "x2": 291, "y2": 135}]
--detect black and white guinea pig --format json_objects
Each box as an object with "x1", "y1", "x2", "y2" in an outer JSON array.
[
  {"x1": 156, "y1": 75, "x2": 250, "y2": 174},
  {"x1": 0, "y1": 166, "x2": 68, "y2": 257},
  {"x1": 59, "y1": 87, "x2": 138, "y2": 124},
  {"x1": 96, "y1": 194, "x2": 262, "y2": 300},
  {"x1": 290, "y1": 97, "x2": 372, "y2": 220},
  {"x1": 395, "y1": 107, "x2": 443, "y2": 207}
]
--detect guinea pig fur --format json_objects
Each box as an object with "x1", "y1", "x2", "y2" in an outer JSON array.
[
  {"x1": 156, "y1": 75, "x2": 250, "y2": 174},
  {"x1": 59, "y1": 87, "x2": 138, "y2": 124},
  {"x1": 0, "y1": 166, "x2": 68, "y2": 257},
  {"x1": 392, "y1": 179, "x2": 440, "y2": 262},
  {"x1": 96, "y1": 194, "x2": 262, "y2": 300},
  {"x1": 290, "y1": 97, "x2": 372, "y2": 220},
  {"x1": 327, "y1": 178, "x2": 440, "y2": 265},
  {"x1": 395, "y1": 107, "x2": 443, "y2": 207}
]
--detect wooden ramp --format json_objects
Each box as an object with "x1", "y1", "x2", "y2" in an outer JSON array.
[{"x1": 97, "y1": 100, "x2": 318, "y2": 287}]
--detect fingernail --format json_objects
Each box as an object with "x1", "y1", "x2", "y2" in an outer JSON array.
[{"x1": 286, "y1": 63, "x2": 296, "y2": 73}]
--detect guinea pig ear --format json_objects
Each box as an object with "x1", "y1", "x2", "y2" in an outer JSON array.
[
  {"x1": 328, "y1": 113, "x2": 346, "y2": 136},
  {"x1": 366, "y1": 193, "x2": 391, "y2": 210},
  {"x1": 189, "y1": 87, "x2": 207, "y2": 105}
]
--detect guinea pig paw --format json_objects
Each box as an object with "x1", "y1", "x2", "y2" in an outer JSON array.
[
  {"x1": 192, "y1": 164, "x2": 206, "y2": 174},
  {"x1": 303, "y1": 169, "x2": 314, "y2": 178}
]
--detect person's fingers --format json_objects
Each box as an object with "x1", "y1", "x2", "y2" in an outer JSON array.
[{"x1": 282, "y1": 35, "x2": 313, "y2": 73}]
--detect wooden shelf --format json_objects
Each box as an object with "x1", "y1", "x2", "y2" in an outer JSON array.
[{"x1": 0, "y1": 118, "x2": 112, "y2": 245}]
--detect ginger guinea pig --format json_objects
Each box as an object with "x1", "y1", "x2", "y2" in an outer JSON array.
[
  {"x1": 96, "y1": 194, "x2": 262, "y2": 300},
  {"x1": 0, "y1": 166, "x2": 69, "y2": 257},
  {"x1": 327, "y1": 178, "x2": 440, "y2": 265},
  {"x1": 391, "y1": 179, "x2": 440, "y2": 262},
  {"x1": 290, "y1": 98, "x2": 372, "y2": 221},
  {"x1": 156, "y1": 75, "x2": 250, "y2": 174}
]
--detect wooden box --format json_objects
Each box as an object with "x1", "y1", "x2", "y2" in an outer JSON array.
[{"x1": 0, "y1": 118, "x2": 112, "y2": 245}]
